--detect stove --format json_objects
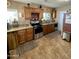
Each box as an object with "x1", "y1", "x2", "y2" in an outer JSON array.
[{"x1": 30, "y1": 20, "x2": 43, "y2": 39}]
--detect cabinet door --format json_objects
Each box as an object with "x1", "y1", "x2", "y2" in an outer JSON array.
[
  {"x1": 43, "y1": 25, "x2": 48, "y2": 34},
  {"x1": 17, "y1": 30, "x2": 26, "y2": 44},
  {"x1": 47, "y1": 25, "x2": 51, "y2": 33},
  {"x1": 14, "y1": 32, "x2": 20, "y2": 46},
  {"x1": 48, "y1": 24, "x2": 55, "y2": 33},
  {"x1": 26, "y1": 28, "x2": 33, "y2": 41},
  {"x1": 7, "y1": 32, "x2": 17, "y2": 50},
  {"x1": 43, "y1": 24, "x2": 55, "y2": 34},
  {"x1": 48, "y1": 24, "x2": 54, "y2": 33},
  {"x1": 51, "y1": 24, "x2": 55, "y2": 32},
  {"x1": 25, "y1": 8, "x2": 31, "y2": 19}
]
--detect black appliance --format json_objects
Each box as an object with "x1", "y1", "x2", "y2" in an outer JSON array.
[{"x1": 30, "y1": 20, "x2": 43, "y2": 34}]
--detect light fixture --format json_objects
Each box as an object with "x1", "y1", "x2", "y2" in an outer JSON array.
[
  {"x1": 27, "y1": 3, "x2": 30, "y2": 7},
  {"x1": 27, "y1": 0, "x2": 31, "y2": 7},
  {"x1": 39, "y1": 5, "x2": 42, "y2": 8}
]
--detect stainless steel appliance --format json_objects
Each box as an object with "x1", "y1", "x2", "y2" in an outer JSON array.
[{"x1": 30, "y1": 20, "x2": 43, "y2": 39}]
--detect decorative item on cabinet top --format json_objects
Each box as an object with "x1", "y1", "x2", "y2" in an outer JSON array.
[{"x1": 52, "y1": 8, "x2": 56, "y2": 19}]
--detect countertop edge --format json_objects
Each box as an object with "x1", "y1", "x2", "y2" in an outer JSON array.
[
  {"x1": 7, "y1": 26, "x2": 33, "y2": 33},
  {"x1": 42, "y1": 22, "x2": 57, "y2": 25}
]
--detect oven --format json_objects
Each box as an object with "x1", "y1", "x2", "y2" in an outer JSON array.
[{"x1": 30, "y1": 20, "x2": 43, "y2": 39}]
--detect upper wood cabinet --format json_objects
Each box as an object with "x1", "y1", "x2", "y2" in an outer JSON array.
[
  {"x1": 21, "y1": 7, "x2": 31, "y2": 19},
  {"x1": 21, "y1": 6, "x2": 43, "y2": 20}
]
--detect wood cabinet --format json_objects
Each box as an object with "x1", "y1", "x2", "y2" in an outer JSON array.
[
  {"x1": 42, "y1": 25, "x2": 48, "y2": 34},
  {"x1": 21, "y1": 7, "x2": 31, "y2": 19},
  {"x1": 17, "y1": 29, "x2": 26, "y2": 44},
  {"x1": 26, "y1": 28, "x2": 33, "y2": 41},
  {"x1": 42, "y1": 24, "x2": 55, "y2": 35},
  {"x1": 21, "y1": 7, "x2": 43, "y2": 20},
  {"x1": 7, "y1": 32, "x2": 18, "y2": 50},
  {"x1": 24, "y1": 7, "x2": 31, "y2": 19},
  {"x1": 7, "y1": 28, "x2": 33, "y2": 50}
]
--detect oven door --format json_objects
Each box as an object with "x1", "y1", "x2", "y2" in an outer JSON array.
[{"x1": 34, "y1": 25, "x2": 43, "y2": 34}]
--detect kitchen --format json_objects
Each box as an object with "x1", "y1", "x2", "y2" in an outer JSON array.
[{"x1": 7, "y1": 0, "x2": 71, "y2": 59}]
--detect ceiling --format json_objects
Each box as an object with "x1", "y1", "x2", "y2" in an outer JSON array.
[{"x1": 13, "y1": 0, "x2": 71, "y2": 8}]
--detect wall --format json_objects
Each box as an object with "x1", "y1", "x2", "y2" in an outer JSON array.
[
  {"x1": 7, "y1": 0, "x2": 53, "y2": 20},
  {"x1": 7, "y1": 0, "x2": 53, "y2": 25},
  {"x1": 56, "y1": 4, "x2": 71, "y2": 32}
]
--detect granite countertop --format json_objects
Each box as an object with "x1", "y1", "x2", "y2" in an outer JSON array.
[
  {"x1": 42, "y1": 22, "x2": 57, "y2": 25},
  {"x1": 7, "y1": 26, "x2": 33, "y2": 33}
]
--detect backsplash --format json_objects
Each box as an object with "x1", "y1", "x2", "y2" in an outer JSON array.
[{"x1": 18, "y1": 19, "x2": 31, "y2": 26}]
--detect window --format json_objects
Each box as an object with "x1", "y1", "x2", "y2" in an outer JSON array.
[
  {"x1": 43, "y1": 12, "x2": 51, "y2": 21},
  {"x1": 7, "y1": 9, "x2": 18, "y2": 23}
]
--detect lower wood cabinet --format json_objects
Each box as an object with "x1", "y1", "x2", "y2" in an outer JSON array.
[
  {"x1": 7, "y1": 32, "x2": 18, "y2": 50},
  {"x1": 7, "y1": 28, "x2": 33, "y2": 50},
  {"x1": 42, "y1": 24, "x2": 55, "y2": 35},
  {"x1": 26, "y1": 28, "x2": 33, "y2": 41},
  {"x1": 42, "y1": 25, "x2": 48, "y2": 34},
  {"x1": 17, "y1": 29, "x2": 26, "y2": 45}
]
